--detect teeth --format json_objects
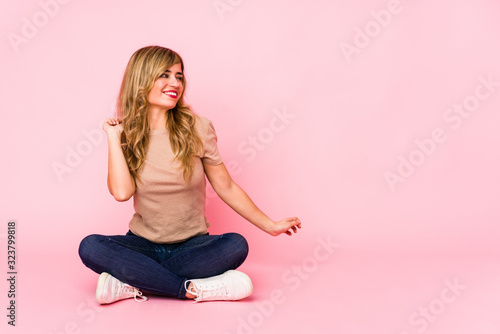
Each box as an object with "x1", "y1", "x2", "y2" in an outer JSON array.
[{"x1": 164, "y1": 91, "x2": 177, "y2": 97}]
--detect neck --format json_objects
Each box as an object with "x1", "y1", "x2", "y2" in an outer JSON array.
[{"x1": 148, "y1": 107, "x2": 168, "y2": 130}]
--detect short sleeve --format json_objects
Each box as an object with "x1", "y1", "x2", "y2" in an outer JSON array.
[{"x1": 201, "y1": 118, "x2": 223, "y2": 165}]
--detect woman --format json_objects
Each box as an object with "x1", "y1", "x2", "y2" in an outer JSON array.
[{"x1": 78, "y1": 46, "x2": 302, "y2": 304}]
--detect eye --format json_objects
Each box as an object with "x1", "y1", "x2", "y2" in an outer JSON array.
[{"x1": 158, "y1": 73, "x2": 183, "y2": 81}]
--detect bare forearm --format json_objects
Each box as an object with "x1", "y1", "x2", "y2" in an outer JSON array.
[
  {"x1": 203, "y1": 162, "x2": 301, "y2": 237},
  {"x1": 216, "y1": 182, "x2": 275, "y2": 235},
  {"x1": 107, "y1": 134, "x2": 135, "y2": 201}
]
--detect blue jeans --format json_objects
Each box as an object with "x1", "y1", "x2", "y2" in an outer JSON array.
[{"x1": 78, "y1": 230, "x2": 249, "y2": 299}]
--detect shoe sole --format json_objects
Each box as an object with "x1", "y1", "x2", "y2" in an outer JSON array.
[{"x1": 96, "y1": 272, "x2": 111, "y2": 304}]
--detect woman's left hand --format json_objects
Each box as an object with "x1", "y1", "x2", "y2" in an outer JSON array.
[{"x1": 270, "y1": 217, "x2": 302, "y2": 236}]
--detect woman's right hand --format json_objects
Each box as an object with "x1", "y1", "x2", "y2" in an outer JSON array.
[{"x1": 102, "y1": 118, "x2": 124, "y2": 137}]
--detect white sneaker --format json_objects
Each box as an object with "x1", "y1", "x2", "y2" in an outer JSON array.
[
  {"x1": 96, "y1": 272, "x2": 148, "y2": 304},
  {"x1": 185, "y1": 270, "x2": 253, "y2": 302}
]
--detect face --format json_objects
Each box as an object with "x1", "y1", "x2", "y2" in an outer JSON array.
[{"x1": 147, "y1": 62, "x2": 184, "y2": 112}]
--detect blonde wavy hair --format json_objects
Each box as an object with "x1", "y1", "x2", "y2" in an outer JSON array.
[{"x1": 116, "y1": 46, "x2": 203, "y2": 185}]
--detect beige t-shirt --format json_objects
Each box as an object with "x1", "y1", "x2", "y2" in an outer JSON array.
[{"x1": 128, "y1": 115, "x2": 223, "y2": 244}]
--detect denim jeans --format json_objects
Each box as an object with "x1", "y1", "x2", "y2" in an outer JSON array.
[{"x1": 78, "y1": 230, "x2": 249, "y2": 299}]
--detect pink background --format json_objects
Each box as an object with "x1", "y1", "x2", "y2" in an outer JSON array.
[{"x1": 1, "y1": 0, "x2": 499, "y2": 333}]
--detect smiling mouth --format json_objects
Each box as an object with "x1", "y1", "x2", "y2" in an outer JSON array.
[{"x1": 163, "y1": 91, "x2": 178, "y2": 98}]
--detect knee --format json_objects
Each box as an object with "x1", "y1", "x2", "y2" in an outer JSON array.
[
  {"x1": 78, "y1": 234, "x2": 103, "y2": 263},
  {"x1": 224, "y1": 232, "x2": 249, "y2": 262}
]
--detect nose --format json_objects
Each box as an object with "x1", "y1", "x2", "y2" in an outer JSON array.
[{"x1": 169, "y1": 78, "x2": 180, "y2": 88}]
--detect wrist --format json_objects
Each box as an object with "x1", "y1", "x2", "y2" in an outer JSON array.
[
  {"x1": 263, "y1": 220, "x2": 278, "y2": 236},
  {"x1": 106, "y1": 131, "x2": 122, "y2": 142}
]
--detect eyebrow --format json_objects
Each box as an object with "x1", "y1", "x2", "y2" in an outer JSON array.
[{"x1": 164, "y1": 70, "x2": 183, "y2": 75}]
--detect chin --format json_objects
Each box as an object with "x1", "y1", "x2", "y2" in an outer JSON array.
[{"x1": 163, "y1": 103, "x2": 177, "y2": 109}]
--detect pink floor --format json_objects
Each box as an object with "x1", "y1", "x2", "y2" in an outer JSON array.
[{"x1": 10, "y1": 247, "x2": 499, "y2": 334}]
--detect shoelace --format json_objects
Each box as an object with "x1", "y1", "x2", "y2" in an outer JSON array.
[
  {"x1": 187, "y1": 280, "x2": 228, "y2": 302},
  {"x1": 120, "y1": 284, "x2": 148, "y2": 302}
]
